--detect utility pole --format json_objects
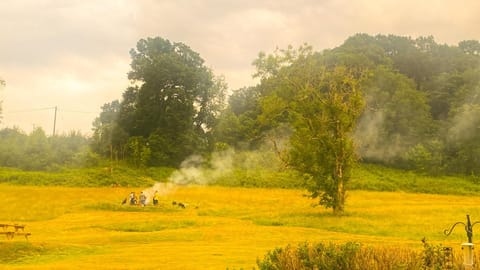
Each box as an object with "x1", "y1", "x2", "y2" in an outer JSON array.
[{"x1": 52, "y1": 106, "x2": 57, "y2": 136}]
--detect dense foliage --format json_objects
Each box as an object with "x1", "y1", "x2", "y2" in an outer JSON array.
[
  {"x1": 215, "y1": 34, "x2": 480, "y2": 177},
  {"x1": 1, "y1": 34, "x2": 480, "y2": 197},
  {"x1": 91, "y1": 37, "x2": 226, "y2": 167},
  {"x1": 0, "y1": 127, "x2": 93, "y2": 171}
]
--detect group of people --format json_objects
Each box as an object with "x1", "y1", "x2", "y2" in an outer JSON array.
[{"x1": 127, "y1": 190, "x2": 159, "y2": 206}]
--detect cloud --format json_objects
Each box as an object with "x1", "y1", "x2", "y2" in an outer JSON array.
[
  {"x1": 1, "y1": 2, "x2": 131, "y2": 66},
  {"x1": 1, "y1": 0, "x2": 479, "y2": 134}
]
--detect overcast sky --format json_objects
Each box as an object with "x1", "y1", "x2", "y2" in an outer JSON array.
[{"x1": 1, "y1": 0, "x2": 479, "y2": 135}]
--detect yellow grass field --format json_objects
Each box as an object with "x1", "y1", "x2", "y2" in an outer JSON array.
[{"x1": 1, "y1": 183, "x2": 479, "y2": 269}]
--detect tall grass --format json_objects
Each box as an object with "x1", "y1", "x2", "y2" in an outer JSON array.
[
  {"x1": 0, "y1": 166, "x2": 174, "y2": 187},
  {"x1": 350, "y1": 163, "x2": 480, "y2": 195},
  {"x1": 2, "y1": 162, "x2": 480, "y2": 197}
]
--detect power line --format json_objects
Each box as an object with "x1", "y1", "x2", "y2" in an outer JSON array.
[
  {"x1": 2, "y1": 106, "x2": 100, "y2": 136},
  {"x1": 4, "y1": 107, "x2": 56, "y2": 114},
  {"x1": 4, "y1": 107, "x2": 100, "y2": 115}
]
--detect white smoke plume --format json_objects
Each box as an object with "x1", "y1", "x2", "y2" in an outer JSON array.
[
  {"x1": 168, "y1": 149, "x2": 235, "y2": 185},
  {"x1": 354, "y1": 107, "x2": 408, "y2": 162},
  {"x1": 141, "y1": 182, "x2": 177, "y2": 205},
  {"x1": 141, "y1": 149, "x2": 235, "y2": 204},
  {"x1": 447, "y1": 104, "x2": 480, "y2": 141},
  {"x1": 354, "y1": 109, "x2": 385, "y2": 158},
  {"x1": 140, "y1": 124, "x2": 293, "y2": 204},
  {"x1": 447, "y1": 80, "x2": 480, "y2": 142}
]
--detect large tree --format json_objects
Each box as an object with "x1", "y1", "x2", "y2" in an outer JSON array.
[
  {"x1": 96, "y1": 37, "x2": 226, "y2": 167},
  {"x1": 255, "y1": 47, "x2": 365, "y2": 213},
  {"x1": 291, "y1": 66, "x2": 364, "y2": 214}
]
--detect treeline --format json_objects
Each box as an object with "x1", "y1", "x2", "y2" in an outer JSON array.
[
  {"x1": 1, "y1": 34, "x2": 480, "y2": 177},
  {"x1": 0, "y1": 127, "x2": 96, "y2": 171},
  {"x1": 90, "y1": 34, "x2": 480, "y2": 176},
  {"x1": 215, "y1": 34, "x2": 480, "y2": 177}
]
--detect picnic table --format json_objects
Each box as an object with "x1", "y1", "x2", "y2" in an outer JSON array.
[{"x1": 0, "y1": 224, "x2": 31, "y2": 240}]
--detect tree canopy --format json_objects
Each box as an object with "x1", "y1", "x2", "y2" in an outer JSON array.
[
  {"x1": 92, "y1": 37, "x2": 226, "y2": 167},
  {"x1": 213, "y1": 34, "x2": 480, "y2": 211},
  {"x1": 248, "y1": 46, "x2": 366, "y2": 213}
]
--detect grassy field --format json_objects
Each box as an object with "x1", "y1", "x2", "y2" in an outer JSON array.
[{"x1": 1, "y1": 183, "x2": 480, "y2": 269}]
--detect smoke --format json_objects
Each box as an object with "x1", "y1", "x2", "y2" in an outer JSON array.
[
  {"x1": 140, "y1": 126, "x2": 292, "y2": 203},
  {"x1": 141, "y1": 149, "x2": 236, "y2": 204},
  {"x1": 447, "y1": 104, "x2": 479, "y2": 141},
  {"x1": 169, "y1": 155, "x2": 206, "y2": 185},
  {"x1": 354, "y1": 109, "x2": 385, "y2": 158},
  {"x1": 141, "y1": 182, "x2": 177, "y2": 205},
  {"x1": 448, "y1": 69, "x2": 480, "y2": 138},
  {"x1": 168, "y1": 149, "x2": 235, "y2": 185},
  {"x1": 354, "y1": 108, "x2": 408, "y2": 162}
]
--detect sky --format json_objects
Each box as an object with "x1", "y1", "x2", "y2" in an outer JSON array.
[{"x1": 1, "y1": 0, "x2": 479, "y2": 136}]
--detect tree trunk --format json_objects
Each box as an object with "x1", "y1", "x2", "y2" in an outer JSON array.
[
  {"x1": 334, "y1": 178, "x2": 345, "y2": 214},
  {"x1": 333, "y1": 158, "x2": 345, "y2": 214}
]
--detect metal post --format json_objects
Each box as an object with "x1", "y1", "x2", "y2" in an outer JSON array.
[
  {"x1": 467, "y1": 215, "x2": 473, "y2": 243},
  {"x1": 52, "y1": 106, "x2": 57, "y2": 136},
  {"x1": 444, "y1": 215, "x2": 480, "y2": 269}
]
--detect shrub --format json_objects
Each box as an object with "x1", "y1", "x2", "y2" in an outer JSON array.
[{"x1": 256, "y1": 241, "x2": 467, "y2": 270}]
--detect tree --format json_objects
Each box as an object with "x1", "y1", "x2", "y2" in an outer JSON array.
[
  {"x1": 23, "y1": 127, "x2": 51, "y2": 170},
  {"x1": 255, "y1": 47, "x2": 364, "y2": 213},
  {"x1": 0, "y1": 127, "x2": 27, "y2": 167},
  {"x1": 91, "y1": 100, "x2": 122, "y2": 157},
  {"x1": 290, "y1": 66, "x2": 364, "y2": 214},
  {"x1": 97, "y1": 37, "x2": 226, "y2": 166},
  {"x1": 459, "y1": 40, "x2": 480, "y2": 55},
  {"x1": 213, "y1": 86, "x2": 263, "y2": 149}
]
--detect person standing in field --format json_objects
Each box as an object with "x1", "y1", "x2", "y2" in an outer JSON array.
[
  {"x1": 129, "y1": 192, "x2": 136, "y2": 205},
  {"x1": 139, "y1": 192, "x2": 146, "y2": 207},
  {"x1": 153, "y1": 190, "x2": 159, "y2": 206}
]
